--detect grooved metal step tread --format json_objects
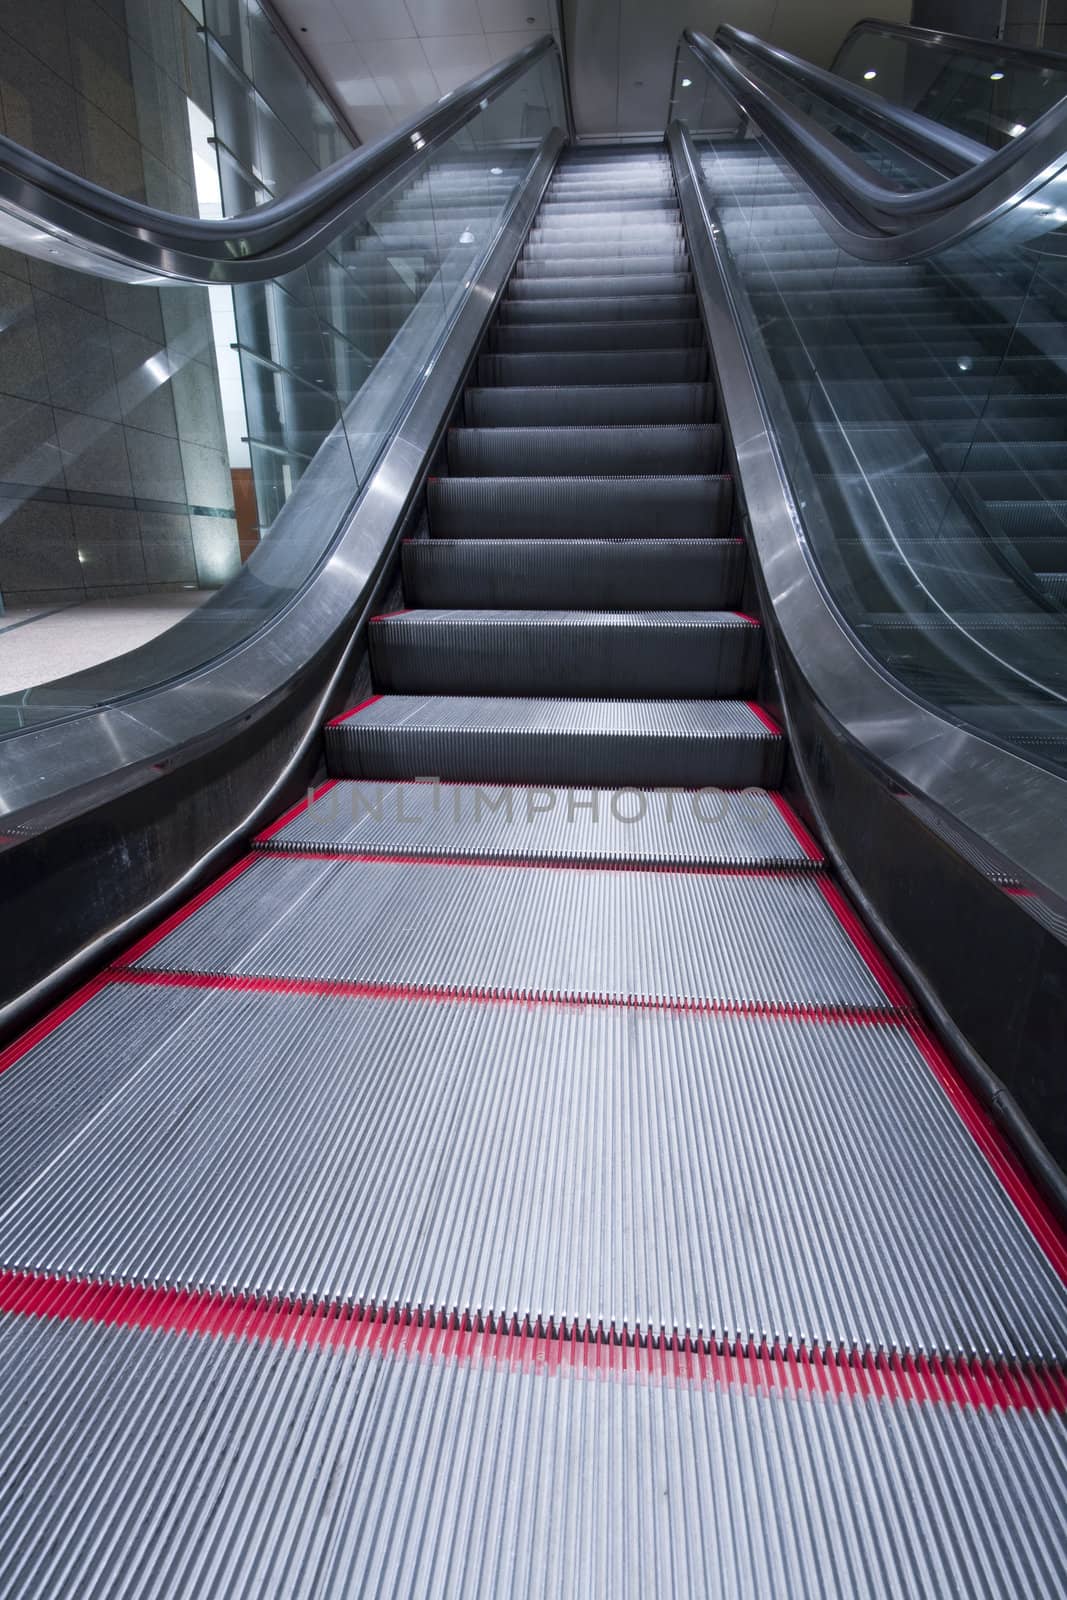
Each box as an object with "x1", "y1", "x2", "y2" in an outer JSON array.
[
  {"x1": 497, "y1": 293, "x2": 697, "y2": 323},
  {"x1": 259, "y1": 780, "x2": 816, "y2": 867},
  {"x1": 508, "y1": 272, "x2": 691, "y2": 299},
  {"x1": 367, "y1": 610, "x2": 760, "y2": 697},
  {"x1": 325, "y1": 695, "x2": 782, "y2": 787},
  {"x1": 427, "y1": 474, "x2": 732, "y2": 539},
  {"x1": 402, "y1": 536, "x2": 744, "y2": 609},
  {"x1": 447, "y1": 424, "x2": 723, "y2": 476},
  {"x1": 478, "y1": 350, "x2": 709, "y2": 386},
  {"x1": 463, "y1": 382, "x2": 715, "y2": 427},
  {"x1": 4, "y1": 982, "x2": 1066, "y2": 1363},
  {"x1": 5, "y1": 1310, "x2": 1062, "y2": 1599},
  {"x1": 490, "y1": 318, "x2": 704, "y2": 353},
  {"x1": 128, "y1": 852, "x2": 893, "y2": 1015}
]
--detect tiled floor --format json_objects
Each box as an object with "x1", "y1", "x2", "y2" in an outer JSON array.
[{"x1": 0, "y1": 591, "x2": 209, "y2": 693}]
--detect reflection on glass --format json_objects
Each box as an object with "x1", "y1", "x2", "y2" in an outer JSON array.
[
  {"x1": 0, "y1": 19, "x2": 564, "y2": 735},
  {"x1": 832, "y1": 23, "x2": 1067, "y2": 152},
  {"x1": 672, "y1": 40, "x2": 1067, "y2": 776}
]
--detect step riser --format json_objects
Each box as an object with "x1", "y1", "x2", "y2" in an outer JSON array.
[
  {"x1": 463, "y1": 383, "x2": 716, "y2": 427},
  {"x1": 446, "y1": 424, "x2": 723, "y2": 477},
  {"x1": 326, "y1": 721, "x2": 783, "y2": 788},
  {"x1": 489, "y1": 320, "x2": 704, "y2": 353},
  {"x1": 477, "y1": 350, "x2": 710, "y2": 386},
  {"x1": 427, "y1": 476, "x2": 734, "y2": 539},
  {"x1": 498, "y1": 294, "x2": 697, "y2": 323},
  {"x1": 368, "y1": 617, "x2": 761, "y2": 698},
  {"x1": 402, "y1": 539, "x2": 745, "y2": 609}
]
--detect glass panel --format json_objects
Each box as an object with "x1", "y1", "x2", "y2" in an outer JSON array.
[
  {"x1": 673, "y1": 40, "x2": 1067, "y2": 775},
  {"x1": 0, "y1": 41, "x2": 566, "y2": 735},
  {"x1": 833, "y1": 24, "x2": 1067, "y2": 151}
]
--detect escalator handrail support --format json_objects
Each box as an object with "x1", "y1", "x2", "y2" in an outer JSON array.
[
  {"x1": 682, "y1": 29, "x2": 1067, "y2": 259},
  {"x1": 666, "y1": 114, "x2": 1067, "y2": 906},
  {"x1": 0, "y1": 34, "x2": 556, "y2": 284}
]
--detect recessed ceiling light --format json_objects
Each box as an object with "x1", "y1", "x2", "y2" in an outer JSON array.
[
  {"x1": 990, "y1": 70, "x2": 1004, "y2": 80},
  {"x1": 459, "y1": 229, "x2": 475, "y2": 244},
  {"x1": 490, "y1": 166, "x2": 502, "y2": 174},
  {"x1": 1010, "y1": 123, "x2": 1026, "y2": 136},
  {"x1": 863, "y1": 69, "x2": 877, "y2": 80},
  {"x1": 681, "y1": 78, "x2": 692, "y2": 88}
]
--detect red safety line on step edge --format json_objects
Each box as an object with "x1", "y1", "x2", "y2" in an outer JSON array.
[
  {"x1": 109, "y1": 967, "x2": 899, "y2": 1024},
  {"x1": 903, "y1": 1016, "x2": 1067, "y2": 1288},
  {"x1": 812, "y1": 875, "x2": 913, "y2": 1012},
  {"x1": 766, "y1": 792, "x2": 824, "y2": 863},
  {"x1": 112, "y1": 856, "x2": 259, "y2": 968},
  {"x1": 0, "y1": 973, "x2": 114, "y2": 1079},
  {"x1": 326, "y1": 694, "x2": 382, "y2": 728},
  {"x1": 746, "y1": 701, "x2": 781, "y2": 736},
  {"x1": 733, "y1": 611, "x2": 761, "y2": 626},
  {"x1": 0, "y1": 1271, "x2": 1061, "y2": 1412},
  {"x1": 369, "y1": 610, "x2": 411, "y2": 621},
  {"x1": 254, "y1": 781, "x2": 339, "y2": 844}
]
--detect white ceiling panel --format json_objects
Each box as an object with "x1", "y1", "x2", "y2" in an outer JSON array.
[
  {"x1": 429, "y1": 33, "x2": 495, "y2": 94},
  {"x1": 359, "y1": 36, "x2": 440, "y2": 112},
  {"x1": 476, "y1": 0, "x2": 549, "y2": 31},
  {"x1": 483, "y1": 27, "x2": 547, "y2": 55},
  {"x1": 405, "y1": 0, "x2": 487, "y2": 36}
]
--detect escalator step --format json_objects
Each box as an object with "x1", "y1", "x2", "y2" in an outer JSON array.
[
  {"x1": 497, "y1": 293, "x2": 698, "y2": 323},
  {"x1": 367, "y1": 610, "x2": 760, "y2": 697},
  {"x1": 427, "y1": 474, "x2": 732, "y2": 538},
  {"x1": 516, "y1": 250, "x2": 689, "y2": 275},
  {"x1": 128, "y1": 853, "x2": 893, "y2": 1016},
  {"x1": 447, "y1": 423, "x2": 723, "y2": 476},
  {"x1": 0, "y1": 1304, "x2": 1058, "y2": 1595},
  {"x1": 260, "y1": 779, "x2": 814, "y2": 867},
  {"x1": 463, "y1": 382, "x2": 715, "y2": 427},
  {"x1": 325, "y1": 694, "x2": 782, "y2": 787},
  {"x1": 477, "y1": 349, "x2": 709, "y2": 386},
  {"x1": 490, "y1": 318, "x2": 704, "y2": 353},
  {"x1": 402, "y1": 537, "x2": 743, "y2": 609},
  {"x1": 508, "y1": 272, "x2": 691, "y2": 298}
]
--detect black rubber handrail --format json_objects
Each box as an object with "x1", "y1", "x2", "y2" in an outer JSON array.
[
  {"x1": 0, "y1": 34, "x2": 555, "y2": 284},
  {"x1": 834, "y1": 15, "x2": 1067, "y2": 76},
  {"x1": 718, "y1": 22, "x2": 986, "y2": 176},
  {"x1": 682, "y1": 28, "x2": 1067, "y2": 258}
]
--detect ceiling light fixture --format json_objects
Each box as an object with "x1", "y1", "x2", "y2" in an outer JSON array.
[
  {"x1": 681, "y1": 77, "x2": 692, "y2": 88},
  {"x1": 490, "y1": 166, "x2": 502, "y2": 174},
  {"x1": 990, "y1": 70, "x2": 1004, "y2": 80},
  {"x1": 1010, "y1": 122, "x2": 1026, "y2": 136},
  {"x1": 863, "y1": 69, "x2": 877, "y2": 80}
]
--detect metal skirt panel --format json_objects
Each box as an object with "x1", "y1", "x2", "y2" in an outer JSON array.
[
  {"x1": 324, "y1": 694, "x2": 782, "y2": 787},
  {"x1": 130, "y1": 853, "x2": 892, "y2": 1011},
  {"x1": 1, "y1": 1319, "x2": 1066, "y2": 1598},
  {"x1": 367, "y1": 610, "x2": 760, "y2": 697},
  {"x1": 401, "y1": 538, "x2": 744, "y2": 611},
  {"x1": 261, "y1": 780, "x2": 813, "y2": 868},
  {"x1": 2, "y1": 987, "x2": 1066, "y2": 1354}
]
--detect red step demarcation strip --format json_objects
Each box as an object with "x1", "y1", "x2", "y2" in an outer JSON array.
[
  {"x1": 249, "y1": 847, "x2": 819, "y2": 879},
  {"x1": 0, "y1": 1271, "x2": 1061, "y2": 1413},
  {"x1": 326, "y1": 694, "x2": 382, "y2": 728},
  {"x1": 369, "y1": 610, "x2": 411, "y2": 621},
  {"x1": 733, "y1": 611, "x2": 762, "y2": 627},
  {"x1": 254, "y1": 780, "x2": 339, "y2": 844},
  {"x1": 109, "y1": 966, "x2": 899, "y2": 1025},
  {"x1": 746, "y1": 701, "x2": 781, "y2": 736},
  {"x1": 766, "y1": 792, "x2": 824, "y2": 863}
]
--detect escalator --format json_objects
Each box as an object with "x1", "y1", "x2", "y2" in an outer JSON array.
[{"x1": 1, "y1": 25, "x2": 1067, "y2": 1598}]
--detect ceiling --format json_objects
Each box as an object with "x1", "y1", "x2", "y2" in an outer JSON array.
[
  {"x1": 275, "y1": 0, "x2": 910, "y2": 145},
  {"x1": 272, "y1": 0, "x2": 559, "y2": 145},
  {"x1": 562, "y1": 0, "x2": 912, "y2": 138}
]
